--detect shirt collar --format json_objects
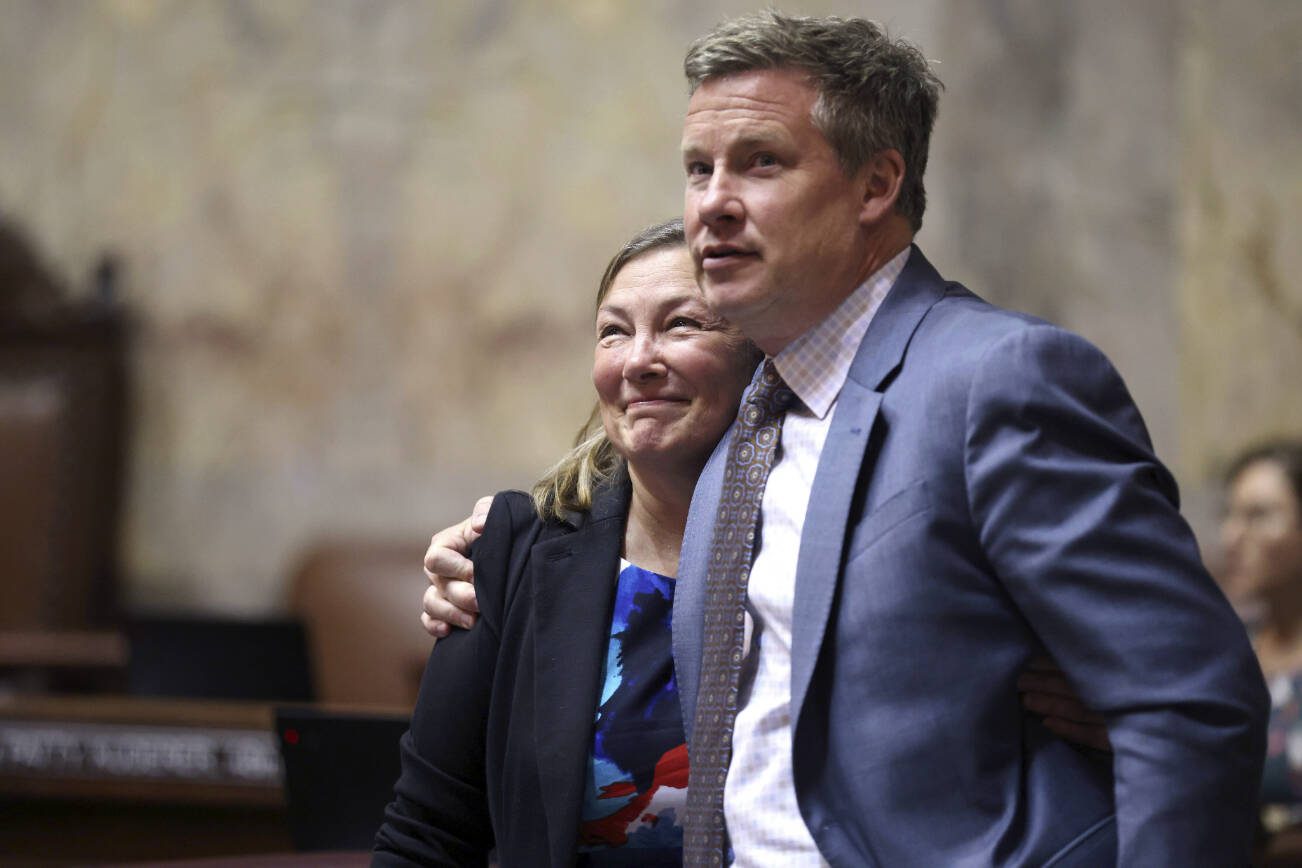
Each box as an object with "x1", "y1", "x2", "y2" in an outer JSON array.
[{"x1": 771, "y1": 246, "x2": 911, "y2": 419}]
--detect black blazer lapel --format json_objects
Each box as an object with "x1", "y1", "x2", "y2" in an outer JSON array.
[{"x1": 530, "y1": 483, "x2": 628, "y2": 865}]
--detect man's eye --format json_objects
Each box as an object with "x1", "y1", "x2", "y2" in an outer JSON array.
[
  {"x1": 670, "y1": 317, "x2": 699, "y2": 330},
  {"x1": 754, "y1": 153, "x2": 778, "y2": 168},
  {"x1": 687, "y1": 161, "x2": 711, "y2": 177}
]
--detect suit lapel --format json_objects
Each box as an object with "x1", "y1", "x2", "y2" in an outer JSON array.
[
  {"x1": 789, "y1": 246, "x2": 948, "y2": 721},
  {"x1": 847, "y1": 244, "x2": 949, "y2": 393},
  {"x1": 531, "y1": 485, "x2": 627, "y2": 866}
]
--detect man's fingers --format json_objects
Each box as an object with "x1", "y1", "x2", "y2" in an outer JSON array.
[
  {"x1": 424, "y1": 549, "x2": 475, "y2": 583},
  {"x1": 420, "y1": 612, "x2": 452, "y2": 639},
  {"x1": 423, "y1": 584, "x2": 478, "y2": 630},
  {"x1": 418, "y1": 494, "x2": 494, "y2": 635},
  {"x1": 469, "y1": 495, "x2": 493, "y2": 534},
  {"x1": 443, "y1": 579, "x2": 480, "y2": 615},
  {"x1": 422, "y1": 494, "x2": 494, "y2": 584},
  {"x1": 424, "y1": 518, "x2": 476, "y2": 582}
]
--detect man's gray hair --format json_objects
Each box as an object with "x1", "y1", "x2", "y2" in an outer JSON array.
[{"x1": 684, "y1": 10, "x2": 942, "y2": 231}]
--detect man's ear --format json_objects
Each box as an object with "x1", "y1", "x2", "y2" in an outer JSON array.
[{"x1": 858, "y1": 148, "x2": 905, "y2": 226}]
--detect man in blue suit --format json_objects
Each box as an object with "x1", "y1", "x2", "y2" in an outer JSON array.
[
  {"x1": 423, "y1": 11, "x2": 1267, "y2": 865},
  {"x1": 668, "y1": 11, "x2": 1266, "y2": 867}
]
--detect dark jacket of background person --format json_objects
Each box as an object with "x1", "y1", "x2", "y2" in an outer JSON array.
[{"x1": 374, "y1": 480, "x2": 631, "y2": 866}]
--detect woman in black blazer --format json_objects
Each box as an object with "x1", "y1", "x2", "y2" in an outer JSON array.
[{"x1": 373, "y1": 219, "x2": 761, "y2": 866}]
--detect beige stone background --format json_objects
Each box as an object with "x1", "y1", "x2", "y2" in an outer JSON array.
[{"x1": 0, "y1": 0, "x2": 1297, "y2": 614}]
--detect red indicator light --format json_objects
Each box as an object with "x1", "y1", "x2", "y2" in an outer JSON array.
[{"x1": 284, "y1": 728, "x2": 300, "y2": 745}]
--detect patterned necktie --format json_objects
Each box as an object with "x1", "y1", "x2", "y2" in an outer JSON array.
[{"x1": 683, "y1": 359, "x2": 794, "y2": 866}]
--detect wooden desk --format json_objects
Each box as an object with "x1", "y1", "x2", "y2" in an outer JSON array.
[
  {"x1": 0, "y1": 695, "x2": 291, "y2": 865},
  {"x1": 0, "y1": 629, "x2": 128, "y2": 669},
  {"x1": 0, "y1": 628, "x2": 128, "y2": 694},
  {"x1": 128, "y1": 852, "x2": 370, "y2": 868}
]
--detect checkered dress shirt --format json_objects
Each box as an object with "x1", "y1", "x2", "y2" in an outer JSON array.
[{"x1": 722, "y1": 247, "x2": 909, "y2": 865}]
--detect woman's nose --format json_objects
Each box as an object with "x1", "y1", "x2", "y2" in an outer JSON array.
[{"x1": 624, "y1": 334, "x2": 666, "y2": 381}]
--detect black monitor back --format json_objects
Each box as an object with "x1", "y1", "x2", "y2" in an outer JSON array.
[
  {"x1": 274, "y1": 705, "x2": 409, "y2": 851},
  {"x1": 126, "y1": 615, "x2": 315, "y2": 702}
]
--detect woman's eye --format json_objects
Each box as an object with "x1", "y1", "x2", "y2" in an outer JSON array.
[
  {"x1": 598, "y1": 324, "x2": 624, "y2": 339},
  {"x1": 670, "y1": 317, "x2": 701, "y2": 330}
]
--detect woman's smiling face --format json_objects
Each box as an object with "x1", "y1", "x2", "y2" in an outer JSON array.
[{"x1": 592, "y1": 245, "x2": 756, "y2": 475}]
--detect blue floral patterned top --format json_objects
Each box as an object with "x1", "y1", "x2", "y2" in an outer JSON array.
[{"x1": 576, "y1": 560, "x2": 688, "y2": 866}]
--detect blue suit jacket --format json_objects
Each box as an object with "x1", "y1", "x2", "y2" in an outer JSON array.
[{"x1": 673, "y1": 247, "x2": 1268, "y2": 866}]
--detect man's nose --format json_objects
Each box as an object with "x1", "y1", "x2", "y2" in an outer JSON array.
[{"x1": 695, "y1": 170, "x2": 743, "y2": 227}]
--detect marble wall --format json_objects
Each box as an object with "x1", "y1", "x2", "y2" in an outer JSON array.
[
  {"x1": 0, "y1": 0, "x2": 1296, "y2": 611},
  {"x1": 1177, "y1": 0, "x2": 1302, "y2": 483}
]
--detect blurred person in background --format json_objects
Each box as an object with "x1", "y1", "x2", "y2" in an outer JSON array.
[{"x1": 1222, "y1": 442, "x2": 1302, "y2": 817}]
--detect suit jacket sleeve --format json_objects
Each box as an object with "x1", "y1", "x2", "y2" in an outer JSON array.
[
  {"x1": 372, "y1": 493, "x2": 531, "y2": 867},
  {"x1": 962, "y1": 324, "x2": 1268, "y2": 866}
]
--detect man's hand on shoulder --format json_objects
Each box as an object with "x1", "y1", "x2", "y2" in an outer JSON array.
[{"x1": 421, "y1": 495, "x2": 493, "y2": 639}]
